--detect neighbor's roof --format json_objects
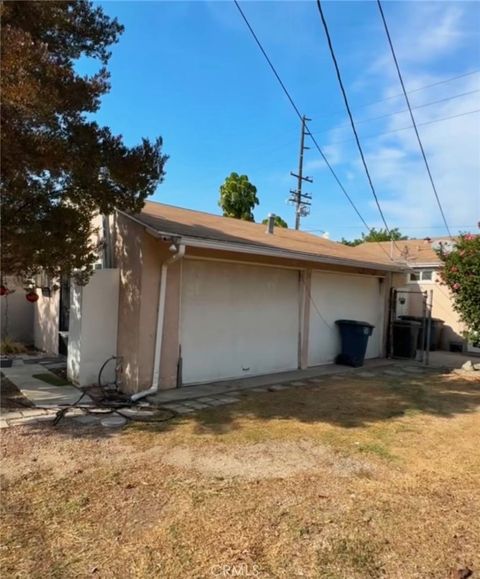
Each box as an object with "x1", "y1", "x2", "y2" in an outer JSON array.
[
  {"x1": 121, "y1": 201, "x2": 401, "y2": 271},
  {"x1": 350, "y1": 238, "x2": 446, "y2": 265}
]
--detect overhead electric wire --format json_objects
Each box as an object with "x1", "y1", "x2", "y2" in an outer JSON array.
[
  {"x1": 245, "y1": 107, "x2": 480, "y2": 174},
  {"x1": 376, "y1": 0, "x2": 453, "y2": 238},
  {"x1": 311, "y1": 89, "x2": 480, "y2": 136},
  {"x1": 325, "y1": 108, "x2": 480, "y2": 146},
  {"x1": 232, "y1": 0, "x2": 440, "y2": 269},
  {"x1": 315, "y1": 0, "x2": 394, "y2": 239},
  {"x1": 233, "y1": 0, "x2": 373, "y2": 234},
  {"x1": 314, "y1": 69, "x2": 480, "y2": 121}
]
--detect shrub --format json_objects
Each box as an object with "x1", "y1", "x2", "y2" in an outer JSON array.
[
  {"x1": 438, "y1": 234, "x2": 480, "y2": 345},
  {"x1": 0, "y1": 337, "x2": 28, "y2": 355}
]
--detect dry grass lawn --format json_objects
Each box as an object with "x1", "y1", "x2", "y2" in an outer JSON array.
[{"x1": 1, "y1": 369, "x2": 480, "y2": 578}]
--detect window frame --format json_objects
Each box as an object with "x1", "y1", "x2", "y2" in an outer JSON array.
[{"x1": 407, "y1": 269, "x2": 435, "y2": 284}]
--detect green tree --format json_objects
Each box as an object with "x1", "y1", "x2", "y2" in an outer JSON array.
[
  {"x1": 438, "y1": 234, "x2": 480, "y2": 345},
  {"x1": 341, "y1": 228, "x2": 408, "y2": 246},
  {"x1": 261, "y1": 215, "x2": 288, "y2": 228},
  {"x1": 219, "y1": 173, "x2": 259, "y2": 221},
  {"x1": 1, "y1": 1, "x2": 168, "y2": 284}
]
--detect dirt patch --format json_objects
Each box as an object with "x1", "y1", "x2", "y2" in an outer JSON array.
[
  {"x1": 162, "y1": 440, "x2": 378, "y2": 480},
  {"x1": 1, "y1": 372, "x2": 479, "y2": 578}
]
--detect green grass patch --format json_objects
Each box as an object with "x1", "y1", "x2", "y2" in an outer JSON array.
[
  {"x1": 32, "y1": 373, "x2": 70, "y2": 386},
  {"x1": 357, "y1": 442, "x2": 394, "y2": 460}
]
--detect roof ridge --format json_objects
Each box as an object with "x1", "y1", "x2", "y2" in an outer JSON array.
[
  {"x1": 145, "y1": 199, "x2": 268, "y2": 227},
  {"x1": 143, "y1": 199, "x2": 338, "y2": 244}
]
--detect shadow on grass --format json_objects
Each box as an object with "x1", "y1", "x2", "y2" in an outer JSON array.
[
  {"x1": 184, "y1": 370, "x2": 480, "y2": 435},
  {"x1": 10, "y1": 370, "x2": 480, "y2": 440}
]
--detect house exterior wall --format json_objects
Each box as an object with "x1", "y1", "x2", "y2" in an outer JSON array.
[
  {"x1": 67, "y1": 269, "x2": 119, "y2": 386},
  {"x1": 115, "y1": 214, "x2": 170, "y2": 393},
  {"x1": 392, "y1": 270, "x2": 465, "y2": 350},
  {"x1": 113, "y1": 221, "x2": 393, "y2": 393},
  {"x1": 159, "y1": 259, "x2": 182, "y2": 389},
  {"x1": 0, "y1": 278, "x2": 34, "y2": 344},
  {"x1": 34, "y1": 289, "x2": 60, "y2": 354}
]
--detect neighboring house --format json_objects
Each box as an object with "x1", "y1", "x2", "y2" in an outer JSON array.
[
  {"x1": 64, "y1": 202, "x2": 399, "y2": 392},
  {"x1": 351, "y1": 238, "x2": 466, "y2": 351}
]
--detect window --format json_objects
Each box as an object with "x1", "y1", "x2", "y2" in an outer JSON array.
[{"x1": 407, "y1": 269, "x2": 435, "y2": 283}]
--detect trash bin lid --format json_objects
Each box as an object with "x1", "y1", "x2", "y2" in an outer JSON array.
[
  {"x1": 335, "y1": 319, "x2": 374, "y2": 328},
  {"x1": 393, "y1": 320, "x2": 422, "y2": 327}
]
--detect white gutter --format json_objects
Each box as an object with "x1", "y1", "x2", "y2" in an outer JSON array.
[{"x1": 130, "y1": 243, "x2": 185, "y2": 402}]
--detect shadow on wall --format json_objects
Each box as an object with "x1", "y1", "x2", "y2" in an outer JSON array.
[
  {"x1": 0, "y1": 279, "x2": 34, "y2": 344},
  {"x1": 34, "y1": 289, "x2": 60, "y2": 355},
  {"x1": 115, "y1": 215, "x2": 143, "y2": 391}
]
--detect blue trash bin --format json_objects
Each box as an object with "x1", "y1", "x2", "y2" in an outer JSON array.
[{"x1": 335, "y1": 319, "x2": 375, "y2": 367}]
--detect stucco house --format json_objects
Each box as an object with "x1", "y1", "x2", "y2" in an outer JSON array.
[
  {"x1": 7, "y1": 204, "x2": 473, "y2": 393},
  {"x1": 27, "y1": 201, "x2": 402, "y2": 394},
  {"x1": 351, "y1": 237, "x2": 468, "y2": 351}
]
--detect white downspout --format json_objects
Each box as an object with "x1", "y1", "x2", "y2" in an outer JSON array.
[{"x1": 130, "y1": 243, "x2": 185, "y2": 402}]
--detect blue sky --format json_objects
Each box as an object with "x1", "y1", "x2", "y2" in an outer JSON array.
[{"x1": 84, "y1": 1, "x2": 480, "y2": 240}]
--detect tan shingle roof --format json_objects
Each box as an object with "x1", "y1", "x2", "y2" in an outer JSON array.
[
  {"x1": 125, "y1": 201, "x2": 400, "y2": 271},
  {"x1": 350, "y1": 238, "x2": 445, "y2": 265}
]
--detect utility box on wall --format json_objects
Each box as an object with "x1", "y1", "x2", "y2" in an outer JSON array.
[{"x1": 67, "y1": 269, "x2": 119, "y2": 387}]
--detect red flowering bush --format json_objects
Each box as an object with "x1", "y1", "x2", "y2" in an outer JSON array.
[{"x1": 438, "y1": 234, "x2": 480, "y2": 345}]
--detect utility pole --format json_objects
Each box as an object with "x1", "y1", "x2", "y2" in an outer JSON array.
[{"x1": 289, "y1": 115, "x2": 313, "y2": 230}]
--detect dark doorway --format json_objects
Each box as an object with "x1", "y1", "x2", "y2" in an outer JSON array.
[{"x1": 58, "y1": 276, "x2": 70, "y2": 356}]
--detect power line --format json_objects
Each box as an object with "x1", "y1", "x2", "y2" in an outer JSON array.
[
  {"x1": 311, "y1": 89, "x2": 480, "y2": 137},
  {"x1": 245, "y1": 107, "x2": 480, "y2": 173},
  {"x1": 233, "y1": 0, "x2": 423, "y2": 268},
  {"x1": 315, "y1": 0, "x2": 394, "y2": 238},
  {"x1": 233, "y1": 0, "x2": 373, "y2": 234},
  {"x1": 325, "y1": 108, "x2": 480, "y2": 146},
  {"x1": 313, "y1": 69, "x2": 480, "y2": 121},
  {"x1": 304, "y1": 224, "x2": 476, "y2": 232},
  {"x1": 376, "y1": 0, "x2": 453, "y2": 239}
]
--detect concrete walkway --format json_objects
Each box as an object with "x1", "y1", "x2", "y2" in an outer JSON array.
[
  {"x1": 148, "y1": 358, "x2": 396, "y2": 406},
  {"x1": 2, "y1": 359, "x2": 87, "y2": 406}
]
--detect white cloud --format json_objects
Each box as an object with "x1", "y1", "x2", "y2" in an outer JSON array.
[{"x1": 315, "y1": 2, "x2": 480, "y2": 236}]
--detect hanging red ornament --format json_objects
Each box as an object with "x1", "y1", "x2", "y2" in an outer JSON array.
[
  {"x1": 0, "y1": 286, "x2": 7, "y2": 296},
  {"x1": 26, "y1": 291, "x2": 39, "y2": 303}
]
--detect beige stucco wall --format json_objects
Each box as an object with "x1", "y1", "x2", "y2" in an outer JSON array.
[
  {"x1": 392, "y1": 270, "x2": 465, "y2": 349},
  {"x1": 113, "y1": 217, "x2": 394, "y2": 393},
  {"x1": 0, "y1": 277, "x2": 34, "y2": 344},
  {"x1": 115, "y1": 214, "x2": 175, "y2": 393},
  {"x1": 34, "y1": 289, "x2": 60, "y2": 354}
]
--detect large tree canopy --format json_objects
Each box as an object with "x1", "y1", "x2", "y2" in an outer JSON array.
[
  {"x1": 219, "y1": 172, "x2": 259, "y2": 221},
  {"x1": 1, "y1": 1, "x2": 167, "y2": 283},
  {"x1": 341, "y1": 227, "x2": 408, "y2": 247}
]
